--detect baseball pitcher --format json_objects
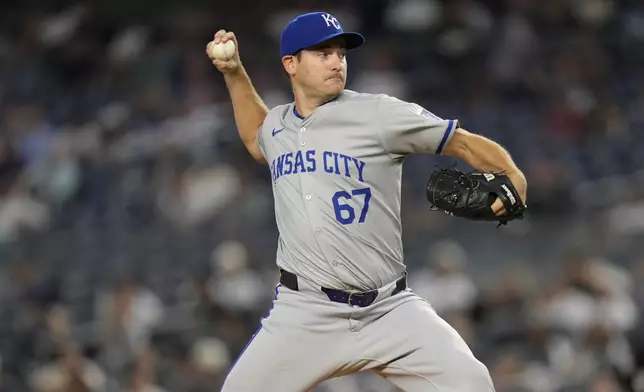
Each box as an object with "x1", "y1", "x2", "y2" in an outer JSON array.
[{"x1": 206, "y1": 11, "x2": 527, "y2": 392}]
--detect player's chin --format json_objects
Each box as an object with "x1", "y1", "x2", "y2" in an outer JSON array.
[{"x1": 324, "y1": 78, "x2": 345, "y2": 94}]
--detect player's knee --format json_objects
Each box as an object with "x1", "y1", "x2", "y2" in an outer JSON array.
[
  {"x1": 221, "y1": 375, "x2": 246, "y2": 392},
  {"x1": 455, "y1": 359, "x2": 494, "y2": 391},
  {"x1": 220, "y1": 373, "x2": 238, "y2": 392}
]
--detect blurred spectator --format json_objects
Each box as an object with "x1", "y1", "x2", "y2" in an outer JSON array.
[
  {"x1": 489, "y1": 351, "x2": 532, "y2": 392},
  {"x1": 189, "y1": 337, "x2": 231, "y2": 387},
  {"x1": 207, "y1": 240, "x2": 269, "y2": 316},
  {"x1": 5, "y1": 104, "x2": 56, "y2": 166},
  {"x1": 535, "y1": 254, "x2": 638, "y2": 334},
  {"x1": 28, "y1": 344, "x2": 106, "y2": 392},
  {"x1": 24, "y1": 134, "x2": 81, "y2": 208},
  {"x1": 0, "y1": 181, "x2": 50, "y2": 244},
  {"x1": 350, "y1": 48, "x2": 408, "y2": 98},
  {"x1": 119, "y1": 347, "x2": 167, "y2": 392},
  {"x1": 95, "y1": 279, "x2": 164, "y2": 374},
  {"x1": 384, "y1": 0, "x2": 442, "y2": 33},
  {"x1": 607, "y1": 193, "x2": 644, "y2": 236},
  {"x1": 409, "y1": 240, "x2": 478, "y2": 316},
  {"x1": 155, "y1": 163, "x2": 242, "y2": 228}
]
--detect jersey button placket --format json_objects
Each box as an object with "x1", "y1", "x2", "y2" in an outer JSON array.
[
  {"x1": 298, "y1": 127, "x2": 317, "y2": 242},
  {"x1": 298, "y1": 124, "x2": 329, "y2": 263}
]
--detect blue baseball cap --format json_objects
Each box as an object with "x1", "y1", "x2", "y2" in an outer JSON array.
[{"x1": 280, "y1": 12, "x2": 365, "y2": 57}]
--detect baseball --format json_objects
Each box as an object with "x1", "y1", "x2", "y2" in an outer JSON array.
[{"x1": 208, "y1": 40, "x2": 236, "y2": 61}]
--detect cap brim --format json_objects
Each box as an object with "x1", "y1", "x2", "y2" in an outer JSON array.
[
  {"x1": 336, "y1": 32, "x2": 365, "y2": 50},
  {"x1": 302, "y1": 31, "x2": 365, "y2": 53}
]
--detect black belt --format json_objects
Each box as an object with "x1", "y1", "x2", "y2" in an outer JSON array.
[{"x1": 279, "y1": 269, "x2": 407, "y2": 308}]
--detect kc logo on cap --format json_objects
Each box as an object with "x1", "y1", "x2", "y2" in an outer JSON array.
[
  {"x1": 321, "y1": 13, "x2": 341, "y2": 30},
  {"x1": 280, "y1": 11, "x2": 365, "y2": 57}
]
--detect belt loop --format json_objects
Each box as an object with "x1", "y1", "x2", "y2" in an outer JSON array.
[{"x1": 279, "y1": 269, "x2": 299, "y2": 291}]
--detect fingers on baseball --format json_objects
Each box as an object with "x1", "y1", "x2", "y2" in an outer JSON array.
[
  {"x1": 214, "y1": 29, "x2": 227, "y2": 43},
  {"x1": 213, "y1": 30, "x2": 236, "y2": 44},
  {"x1": 212, "y1": 59, "x2": 232, "y2": 69}
]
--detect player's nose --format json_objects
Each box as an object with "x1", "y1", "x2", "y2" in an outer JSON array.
[{"x1": 328, "y1": 53, "x2": 343, "y2": 71}]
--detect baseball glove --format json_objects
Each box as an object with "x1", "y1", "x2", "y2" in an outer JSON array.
[{"x1": 426, "y1": 166, "x2": 527, "y2": 226}]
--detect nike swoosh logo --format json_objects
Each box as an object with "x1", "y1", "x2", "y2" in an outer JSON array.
[{"x1": 272, "y1": 128, "x2": 283, "y2": 137}]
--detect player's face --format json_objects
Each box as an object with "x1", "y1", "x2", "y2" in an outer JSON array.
[{"x1": 293, "y1": 40, "x2": 347, "y2": 101}]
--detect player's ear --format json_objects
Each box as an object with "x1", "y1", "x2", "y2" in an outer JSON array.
[{"x1": 282, "y1": 55, "x2": 297, "y2": 77}]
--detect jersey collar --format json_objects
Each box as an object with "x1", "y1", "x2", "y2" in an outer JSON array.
[{"x1": 291, "y1": 91, "x2": 345, "y2": 122}]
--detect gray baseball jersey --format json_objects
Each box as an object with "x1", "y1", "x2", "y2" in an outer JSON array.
[{"x1": 256, "y1": 90, "x2": 458, "y2": 291}]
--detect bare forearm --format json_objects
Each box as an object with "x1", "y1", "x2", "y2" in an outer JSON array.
[
  {"x1": 207, "y1": 30, "x2": 267, "y2": 162},
  {"x1": 224, "y1": 67, "x2": 269, "y2": 152},
  {"x1": 456, "y1": 130, "x2": 520, "y2": 174}
]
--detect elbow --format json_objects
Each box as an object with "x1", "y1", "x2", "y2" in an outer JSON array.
[
  {"x1": 253, "y1": 154, "x2": 267, "y2": 164},
  {"x1": 245, "y1": 139, "x2": 267, "y2": 164}
]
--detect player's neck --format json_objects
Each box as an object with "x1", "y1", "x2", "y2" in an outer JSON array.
[
  {"x1": 293, "y1": 89, "x2": 339, "y2": 118},
  {"x1": 293, "y1": 100, "x2": 317, "y2": 119}
]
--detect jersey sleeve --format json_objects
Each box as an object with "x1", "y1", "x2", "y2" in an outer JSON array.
[{"x1": 377, "y1": 95, "x2": 459, "y2": 156}]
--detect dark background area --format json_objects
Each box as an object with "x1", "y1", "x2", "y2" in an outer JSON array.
[{"x1": 0, "y1": 0, "x2": 643, "y2": 391}]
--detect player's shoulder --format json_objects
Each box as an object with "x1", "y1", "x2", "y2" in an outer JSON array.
[
  {"x1": 340, "y1": 90, "x2": 417, "y2": 110},
  {"x1": 266, "y1": 102, "x2": 292, "y2": 120},
  {"x1": 338, "y1": 89, "x2": 392, "y2": 105},
  {"x1": 361, "y1": 92, "x2": 440, "y2": 120},
  {"x1": 259, "y1": 103, "x2": 292, "y2": 133},
  {"x1": 333, "y1": 91, "x2": 441, "y2": 124}
]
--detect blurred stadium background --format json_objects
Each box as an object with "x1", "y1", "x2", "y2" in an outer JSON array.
[{"x1": 1, "y1": 0, "x2": 644, "y2": 391}]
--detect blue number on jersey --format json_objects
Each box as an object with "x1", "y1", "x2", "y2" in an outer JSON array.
[{"x1": 332, "y1": 187, "x2": 372, "y2": 225}]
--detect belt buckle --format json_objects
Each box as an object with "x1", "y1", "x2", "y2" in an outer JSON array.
[
  {"x1": 348, "y1": 290, "x2": 366, "y2": 306},
  {"x1": 348, "y1": 290, "x2": 372, "y2": 307},
  {"x1": 347, "y1": 291, "x2": 356, "y2": 306}
]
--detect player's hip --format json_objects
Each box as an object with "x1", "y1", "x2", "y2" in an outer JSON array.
[
  {"x1": 276, "y1": 241, "x2": 406, "y2": 287},
  {"x1": 261, "y1": 270, "x2": 424, "y2": 334}
]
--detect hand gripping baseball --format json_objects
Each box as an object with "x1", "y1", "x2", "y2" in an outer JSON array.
[{"x1": 206, "y1": 30, "x2": 241, "y2": 74}]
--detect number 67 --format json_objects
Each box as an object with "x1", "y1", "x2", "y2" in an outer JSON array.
[{"x1": 332, "y1": 187, "x2": 371, "y2": 225}]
